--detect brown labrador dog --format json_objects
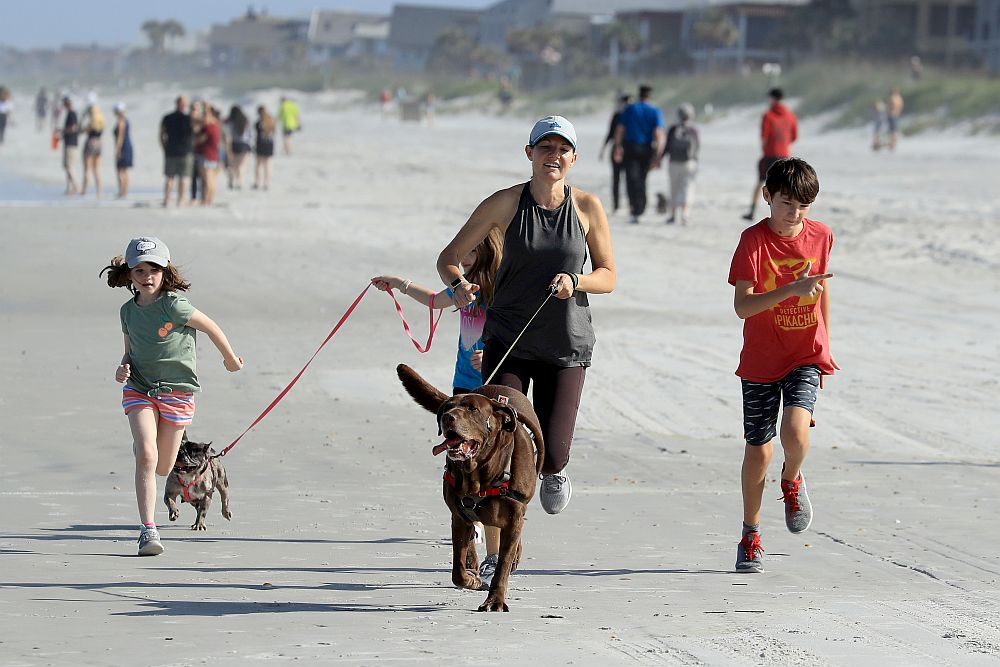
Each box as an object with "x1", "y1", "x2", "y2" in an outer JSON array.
[{"x1": 397, "y1": 364, "x2": 544, "y2": 612}]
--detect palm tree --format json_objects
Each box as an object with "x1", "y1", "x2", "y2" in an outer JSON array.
[
  {"x1": 163, "y1": 20, "x2": 186, "y2": 50},
  {"x1": 141, "y1": 20, "x2": 168, "y2": 52},
  {"x1": 142, "y1": 19, "x2": 185, "y2": 52}
]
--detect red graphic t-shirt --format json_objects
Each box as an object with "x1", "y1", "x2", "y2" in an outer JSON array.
[{"x1": 728, "y1": 218, "x2": 837, "y2": 383}]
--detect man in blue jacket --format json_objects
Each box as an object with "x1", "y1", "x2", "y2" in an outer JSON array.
[{"x1": 613, "y1": 85, "x2": 665, "y2": 224}]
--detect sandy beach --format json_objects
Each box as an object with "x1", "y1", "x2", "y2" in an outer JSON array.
[{"x1": 1, "y1": 85, "x2": 999, "y2": 665}]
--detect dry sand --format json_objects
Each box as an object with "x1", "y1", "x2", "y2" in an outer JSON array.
[{"x1": 1, "y1": 85, "x2": 999, "y2": 665}]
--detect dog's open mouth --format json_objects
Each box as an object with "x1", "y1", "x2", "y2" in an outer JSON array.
[{"x1": 432, "y1": 431, "x2": 481, "y2": 460}]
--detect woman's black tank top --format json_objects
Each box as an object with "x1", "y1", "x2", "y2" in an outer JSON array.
[{"x1": 483, "y1": 183, "x2": 595, "y2": 367}]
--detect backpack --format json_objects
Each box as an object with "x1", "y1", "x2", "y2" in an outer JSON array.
[{"x1": 668, "y1": 125, "x2": 696, "y2": 162}]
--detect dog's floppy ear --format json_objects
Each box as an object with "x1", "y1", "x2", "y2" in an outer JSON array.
[
  {"x1": 491, "y1": 402, "x2": 518, "y2": 432},
  {"x1": 397, "y1": 364, "x2": 449, "y2": 414}
]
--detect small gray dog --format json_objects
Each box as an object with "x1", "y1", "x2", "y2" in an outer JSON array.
[{"x1": 164, "y1": 432, "x2": 232, "y2": 531}]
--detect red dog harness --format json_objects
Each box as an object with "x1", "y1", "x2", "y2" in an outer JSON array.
[
  {"x1": 443, "y1": 470, "x2": 529, "y2": 523},
  {"x1": 174, "y1": 463, "x2": 209, "y2": 503}
]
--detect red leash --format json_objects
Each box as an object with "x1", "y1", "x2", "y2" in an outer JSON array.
[
  {"x1": 385, "y1": 287, "x2": 444, "y2": 352},
  {"x1": 216, "y1": 283, "x2": 443, "y2": 457}
]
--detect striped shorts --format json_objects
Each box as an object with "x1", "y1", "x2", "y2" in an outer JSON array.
[
  {"x1": 741, "y1": 365, "x2": 820, "y2": 446},
  {"x1": 122, "y1": 386, "x2": 196, "y2": 426}
]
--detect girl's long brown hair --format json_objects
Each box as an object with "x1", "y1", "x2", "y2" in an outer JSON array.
[
  {"x1": 257, "y1": 106, "x2": 276, "y2": 137},
  {"x1": 100, "y1": 256, "x2": 191, "y2": 295},
  {"x1": 465, "y1": 227, "x2": 504, "y2": 310}
]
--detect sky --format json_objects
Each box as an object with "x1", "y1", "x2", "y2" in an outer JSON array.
[{"x1": 0, "y1": 0, "x2": 492, "y2": 50}]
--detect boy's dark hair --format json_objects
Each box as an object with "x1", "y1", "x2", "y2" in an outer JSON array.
[
  {"x1": 100, "y1": 256, "x2": 191, "y2": 295},
  {"x1": 764, "y1": 157, "x2": 819, "y2": 204},
  {"x1": 769, "y1": 87, "x2": 784, "y2": 101},
  {"x1": 619, "y1": 94, "x2": 631, "y2": 104},
  {"x1": 638, "y1": 85, "x2": 653, "y2": 99}
]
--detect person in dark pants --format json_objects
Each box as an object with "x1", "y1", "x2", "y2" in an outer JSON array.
[
  {"x1": 437, "y1": 115, "x2": 616, "y2": 521},
  {"x1": 597, "y1": 94, "x2": 631, "y2": 213},
  {"x1": 160, "y1": 96, "x2": 193, "y2": 207},
  {"x1": 612, "y1": 85, "x2": 665, "y2": 224}
]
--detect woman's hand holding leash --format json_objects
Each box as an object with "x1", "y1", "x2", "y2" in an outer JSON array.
[
  {"x1": 453, "y1": 280, "x2": 480, "y2": 309},
  {"x1": 548, "y1": 272, "x2": 578, "y2": 300}
]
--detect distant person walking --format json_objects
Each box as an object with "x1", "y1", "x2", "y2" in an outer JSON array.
[
  {"x1": 60, "y1": 96, "x2": 80, "y2": 194},
  {"x1": 613, "y1": 84, "x2": 665, "y2": 224},
  {"x1": 253, "y1": 105, "x2": 276, "y2": 190},
  {"x1": 664, "y1": 103, "x2": 700, "y2": 225},
  {"x1": 160, "y1": 95, "x2": 194, "y2": 207},
  {"x1": 743, "y1": 88, "x2": 798, "y2": 221},
  {"x1": 225, "y1": 105, "x2": 252, "y2": 190},
  {"x1": 188, "y1": 99, "x2": 205, "y2": 202},
  {"x1": 113, "y1": 102, "x2": 133, "y2": 199},
  {"x1": 0, "y1": 87, "x2": 12, "y2": 146},
  {"x1": 35, "y1": 88, "x2": 49, "y2": 132},
  {"x1": 195, "y1": 105, "x2": 221, "y2": 206},
  {"x1": 50, "y1": 90, "x2": 63, "y2": 132},
  {"x1": 597, "y1": 94, "x2": 631, "y2": 213},
  {"x1": 886, "y1": 88, "x2": 904, "y2": 152},
  {"x1": 80, "y1": 99, "x2": 105, "y2": 198},
  {"x1": 278, "y1": 97, "x2": 300, "y2": 155},
  {"x1": 871, "y1": 99, "x2": 887, "y2": 151}
]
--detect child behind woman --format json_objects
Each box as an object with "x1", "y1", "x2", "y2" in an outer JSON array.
[
  {"x1": 371, "y1": 228, "x2": 504, "y2": 586},
  {"x1": 101, "y1": 237, "x2": 243, "y2": 556},
  {"x1": 371, "y1": 228, "x2": 503, "y2": 393}
]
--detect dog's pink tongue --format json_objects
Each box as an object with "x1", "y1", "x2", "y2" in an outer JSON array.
[{"x1": 432, "y1": 442, "x2": 449, "y2": 456}]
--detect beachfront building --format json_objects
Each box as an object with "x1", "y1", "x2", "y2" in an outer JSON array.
[
  {"x1": 206, "y1": 9, "x2": 310, "y2": 71},
  {"x1": 386, "y1": 4, "x2": 482, "y2": 71},
  {"x1": 856, "y1": 0, "x2": 977, "y2": 65},
  {"x1": 307, "y1": 10, "x2": 389, "y2": 64},
  {"x1": 680, "y1": 1, "x2": 809, "y2": 71},
  {"x1": 972, "y1": 0, "x2": 1000, "y2": 72},
  {"x1": 478, "y1": 0, "x2": 667, "y2": 51}
]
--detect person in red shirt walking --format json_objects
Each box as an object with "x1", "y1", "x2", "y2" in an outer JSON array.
[
  {"x1": 195, "y1": 105, "x2": 221, "y2": 206},
  {"x1": 743, "y1": 88, "x2": 798, "y2": 221},
  {"x1": 728, "y1": 157, "x2": 837, "y2": 573}
]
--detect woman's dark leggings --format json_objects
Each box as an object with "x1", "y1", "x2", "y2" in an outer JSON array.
[{"x1": 482, "y1": 346, "x2": 586, "y2": 475}]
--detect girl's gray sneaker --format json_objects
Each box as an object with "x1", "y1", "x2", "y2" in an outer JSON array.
[
  {"x1": 137, "y1": 526, "x2": 163, "y2": 556},
  {"x1": 735, "y1": 530, "x2": 764, "y2": 573},
  {"x1": 479, "y1": 554, "x2": 498, "y2": 590}
]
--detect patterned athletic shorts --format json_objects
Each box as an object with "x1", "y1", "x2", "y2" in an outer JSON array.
[
  {"x1": 122, "y1": 386, "x2": 196, "y2": 426},
  {"x1": 741, "y1": 365, "x2": 820, "y2": 446}
]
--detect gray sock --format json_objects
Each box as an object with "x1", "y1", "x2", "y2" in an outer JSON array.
[{"x1": 742, "y1": 522, "x2": 759, "y2": 535}]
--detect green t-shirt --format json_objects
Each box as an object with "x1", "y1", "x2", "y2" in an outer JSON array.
[
  {"x1": 120, "y1": 291, "x2": 200, "y2": 395},
  {"x1": 279, "y1": 100, "x2": 300, "y2": 131}
]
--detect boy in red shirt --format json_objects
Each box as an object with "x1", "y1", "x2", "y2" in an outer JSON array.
[
  {"x1": 728, "y1": 157, "x2": 836, "y2": 573},
  {"x1": 743, "y1": 88, "x2": 798, "y2": 222}
]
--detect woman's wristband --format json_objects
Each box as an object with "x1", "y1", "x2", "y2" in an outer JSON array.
[
  {"x1": 450, "y1": 276, "x2": 464, "y2": 289},
  {"x1": 400, "y1": 279, "x2": 412, "y2": 294},
  {"x1": 565, "y1": 272, "x2": 579, "y2": 291}
]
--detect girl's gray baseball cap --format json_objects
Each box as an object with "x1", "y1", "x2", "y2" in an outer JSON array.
[
  {"x1": 125, "y1": 237, "x2": 170, "y2": 268},
  {"x1": 528, "y1": 115, "x2": 577, "y2": 149}
]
